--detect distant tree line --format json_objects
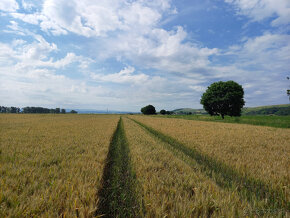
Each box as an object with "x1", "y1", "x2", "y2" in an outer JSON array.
[
  {"x1": 0, "y1": 106, "x2": 78, "y2": 114},
  {"x1": 159, "y1": 109, "x2": 173, "y2": 115},
  {"x1": 0, "y1": 106, "x2": 21, "y2": 113}
]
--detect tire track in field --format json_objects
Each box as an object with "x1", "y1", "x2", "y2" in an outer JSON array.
[
  {"x1": 130, "y1": 118, "x2": 289, "y2": 213},
  {"x1": 96, "y1": 117, "x2": 144, "y2": 217}
]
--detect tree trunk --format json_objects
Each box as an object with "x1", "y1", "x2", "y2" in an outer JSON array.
[{"x1": 221, "y1": 114, "x2": 224, "y2": 119}]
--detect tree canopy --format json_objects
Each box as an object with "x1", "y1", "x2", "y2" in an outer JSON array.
[
  {"x1": 200, "y1": 81, "x2": 245, "y2": 119},
  {"x1": 160, "y1": 109, "x2": 166, "y2": 115},
  {"x1": 0, "y1": 106, "x2": 67, "y2": 114},
  {"x1": 141, "y1": 105, "x2": 156, "y2": 115}
]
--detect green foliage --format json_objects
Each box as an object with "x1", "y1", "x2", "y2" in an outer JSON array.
[
  {"x1": 141, "y1": 105, "x2": 156, "y2": 115},
  {"x1": 244, "y1": 105, "x2": 290, "y2": 116},
  {"x1": 1, "y1": 106, "x2": 20, "y2": 113},
  {"x1": 172, "y1": 108, "x2": 207, "y2": 115},
  {"x1": 155, "y1": 114, "x2": 290, "y2": 128},
  {"x1": 70, "y1": 110, "x2": 78, "y2": 114},
  {"x1": 97, "y1": 118, "x2": 143, "y2": 217},
  {"x1": 20, "y1": 106, "x2": 67, "y2": 114},
  {"x1": 160, "y1": 109, "x2": 166, "y2": 115},
  {"x1": 160, "y1": 109, "x2": 172, "y2": 115},
  {"x1": 201, "y1": 81, "x2": 245, "y2": 119}
]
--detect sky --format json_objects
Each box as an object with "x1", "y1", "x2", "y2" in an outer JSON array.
[{"x1": 0, "y1": 0, "x2": 289, "y2": 112}]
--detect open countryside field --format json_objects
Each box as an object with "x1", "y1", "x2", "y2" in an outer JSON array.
[
  {"x1": 155, "y1": 114, "x2": 290, "y2": 128},
  {"x1": 0, "y1": 114, "x2": 119, "y2": 217},
  {"x1": 0, "y1": 114, "x2": 289, "y2": 217}
]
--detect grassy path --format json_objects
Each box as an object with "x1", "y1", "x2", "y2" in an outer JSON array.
[
  {"x1": 96, "y1": 117, "x2": 144, "y2": 217},
  {"x1": 154, "y1": 114, "x2": 290, "y2": 128},
  {"x1": 130, "y1": 118, "x2": 289, "y2": 215}
]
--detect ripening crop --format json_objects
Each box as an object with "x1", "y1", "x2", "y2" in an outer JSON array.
[
  {"x1": 0, "y1": 114, "x2": 119, "y2": 217},
  {"x1": 123, "y1": 117, "x2": 252, "y2": 217},
  {"x1": 1, "y1": 114, "x2": 289, "y2": 217},
  {"x1": 130, "y1": 115, "x2": 290, "y2": 212},
  {"x1": 131, "y1": 116, "x2": 290, "y2": 189}
]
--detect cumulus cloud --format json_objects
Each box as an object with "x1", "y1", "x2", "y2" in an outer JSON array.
[
  {"x1": 90, "y1": 66, "x2": 149, "y2": 84},
  {"x1": 1, "y1": 0, "x2": 289, "y2": 110},
  {"x1": 225, "y1": 0, "x2": 290, "y2": 26},
  {"x1": 225, "y1": 33, "x2": 290, "y2": 72},
  {"x1": 101, "y1": 26, "x2": 218, "y2": 75},
  {"x1": 11, "y1": 0, "x2": 172, "y2": 37},
  {"x1": 0, "y1": 0, "x2": 19, "y2": 12},
  {"x1": 9, "y1": 0, "x2": 218, "y2": 77}
]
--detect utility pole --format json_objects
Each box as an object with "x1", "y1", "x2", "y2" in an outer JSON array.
[{"x1": 287, "y1": 77, "x2": 290, "y2": 102}]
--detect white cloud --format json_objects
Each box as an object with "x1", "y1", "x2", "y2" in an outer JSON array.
[
  {"x1": 10, "y1": 13, "x2": 45, "y2": 25},
  {"x1": 189, "y1": 85, "x2": 206, "y2": 92},
  {"x1": 11, "y1": 0, "x2": 172, "y2": 37},
  {"x1": 101, "y1": 26, "x2": 218, "y2": 75},
  {"x1": 90, "y1": 66, "x2": 149, "y2": 84},
  {"x1": 0, "y1": 0, "x2": 19, "y2": 12},
  {"x1": 8, "y1": 0, "x2": 218, "y2": 77},
  {"x1": 225, "y1": 33, "x2": 290, "y2": 72},
  {"x1": 1, "y1": 0, "x2": 289, "y2": 110},
  {"x1": 21, "y1": 0, "x2": 36, "y2": 11},
  {"x1": 225, "y1": 0, "x2": 290, "y2": 26}
]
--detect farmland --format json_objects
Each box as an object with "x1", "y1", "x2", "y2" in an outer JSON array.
[
  {"x1": 155, "y1": 114, "x2": 290, "y2": 128},
  {"x1": 0, "y1": 114, "x2": 119, "y2": 217},
  {"x1": 0, "y1": 114, "x2": 289, "y2": 217}
]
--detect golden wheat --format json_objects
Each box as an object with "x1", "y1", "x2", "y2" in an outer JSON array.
[
  {"x1": 0, "y1": 114, "x2": 119, "y2": 217},
  {"x1": 123, "y1": 117, "x2": 253, "y2": 217},
  {"x1": 130, "y1": 116, "x2": 290, "y2": 201}
]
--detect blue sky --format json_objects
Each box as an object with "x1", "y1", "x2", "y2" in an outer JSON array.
[{"x1": 0, "y1": 0, "x2": 289, "y2": 112}]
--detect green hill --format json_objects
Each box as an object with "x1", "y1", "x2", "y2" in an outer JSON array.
[
  {"x1": 242, "y1": 104, "x2": 290, "y2": 115},
  {"x1": 172, "y1": 108, "x2": 207, "y2": 115},
  {"x1": 172, "y1": 104, "x2": 290, "y2": 115}
]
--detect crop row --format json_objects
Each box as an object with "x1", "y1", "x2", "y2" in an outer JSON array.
[
  {"x1": 0, "y1": 114, "x2": 119, "y2": 217},
  {"x1": 0, "y1": 114, "x2": 289, "y2": 217},
  {"x1": 129, "y1": 118, "x2": 288, "y2": 212}
]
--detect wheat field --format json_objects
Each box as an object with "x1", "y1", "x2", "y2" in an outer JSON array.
[
  {"x1": 0, "y1": 114, "x2": 289, "y2": 217},
  {"x1": 131, "y1": 115, "x2": 290, "y2": 189},
  {"x1": 0, "y1": 114, "x2": 119, "y2": 217},
  {"x1": 123, "y1": 117, "x2": 251, "y2": 217}
]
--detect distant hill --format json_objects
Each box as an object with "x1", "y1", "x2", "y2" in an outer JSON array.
[
  {"x1": 172, "y1": 108, "x2": 207, "y2": 115},
  {"x1": 172, "y1": 104, "x2": 290, "y2": 116},
  {"x1": 242, "y1": 104, "x2": 290, "y2": 116},
  {"x1": 67, "y1": 109, "x2": 138, "y2": 114}
]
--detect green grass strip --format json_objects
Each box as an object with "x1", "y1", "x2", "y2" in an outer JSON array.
[
  {"x1": 153, "y1": 114, "x2": 290, "y2": 128},
  {"x1": 130, "y1": 118, "x2": 289, "y2": 213},
  {"x1": 96, "y1": 117, "x2": 144, "y2": 217}
]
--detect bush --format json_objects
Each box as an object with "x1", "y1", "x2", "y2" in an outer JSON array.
[{"x1": 141, "y1": 105, "x2": 156, "y2": 115}]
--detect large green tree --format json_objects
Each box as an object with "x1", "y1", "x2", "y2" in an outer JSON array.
[
  {"x1": 200, "y1": 81, "x2": 245, "y2": 119},
  {"x1": 141, "y1": 105, "x2": 156, "y2": 115}
]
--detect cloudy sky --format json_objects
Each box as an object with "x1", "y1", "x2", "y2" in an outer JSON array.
[{"x1": 0, "y1": 0, "x2": 289, "y2": 111}]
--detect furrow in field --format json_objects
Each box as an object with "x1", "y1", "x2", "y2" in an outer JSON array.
[
  {"x1": 96, "y1": 117, "x2": 144, "y2": 217},
  {"x1": 123, "y1": 117, "x2": 252, "y2": 217},
  {"x1": 0, "y1": 114, "x2": 119, "y2": 217},
  {"x1": 129, "y1": 116, "x2": 289, "y2": 187},
  {"x1": 130, "y1": 117, "x2": 289, "y2": 213}
]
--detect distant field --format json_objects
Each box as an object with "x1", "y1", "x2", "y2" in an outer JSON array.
[
  {"x1": 155, "y1": 114, "x2": 290, "y2": 128},
  {"x1": 172, "y1": 104, "x2": 290, "y2": 116},
  {"x1": 242, "y1": 104, "x2": 290, "y2": 113},
  {"x1": 1, "y1": 114, "x2": 289, "y2": 217}
]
